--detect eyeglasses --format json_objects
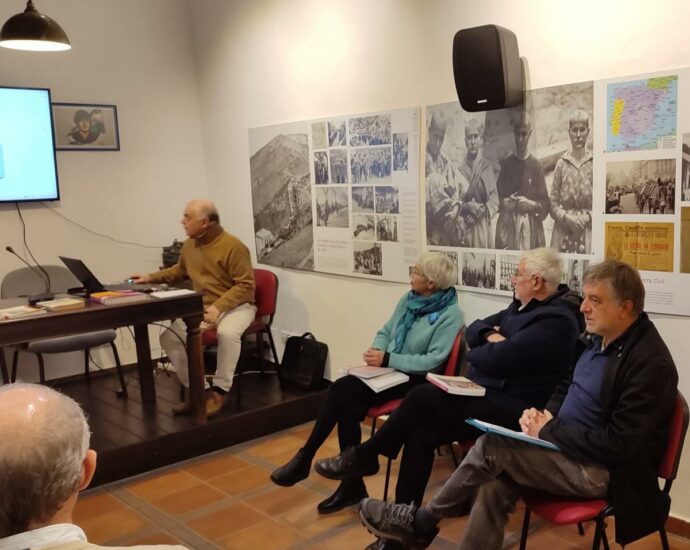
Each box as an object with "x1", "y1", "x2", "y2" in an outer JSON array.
[{"x1": 411, "y1": 266, "x2": 426, "y2": 278}]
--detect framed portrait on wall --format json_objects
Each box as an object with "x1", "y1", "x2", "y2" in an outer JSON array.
[{"x1": 52, "y1": 103, "x2": 120, "y2": 151}]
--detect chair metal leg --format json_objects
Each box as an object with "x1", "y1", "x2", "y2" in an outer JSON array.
[
  {"x1": 371, "y1": 417, "x2": 378, "y2": 437},
  {"x1": 519, "y1": 508, "x2": 531, "y2": 550},
  {"x1": 577, "y1": 522, "x2": 585, "y2": 535},
  {"x1": 109, "y1": 342, "x2": 127, "y2": 398},
  {"x1": 382, "y1": 458, "x2": 392, "y2": 501},
  {"x1": 84, "y1": 350, "x2": 91, "y2": 380},
  {"x1": 591, "y1": 518, "x2": 604, "y2": 550},
  {"x1": 267, "y1": 329, "x2": 280, "y2": 366},
  {"x1": 37, "y1": 353, "x2": 46, "y2": 384},
  {"x1": 256, "y1": 332, "x2": 266, "y2": 377},
  {"x1": 11, "y1": 350, "x2": 19, "y2": 382},
  {"x1": 659, "y1": 526, "x2": 670, "y2": 550},
  {"x1": 0, "y1": 347, "x2": 9, "y2": 384}
]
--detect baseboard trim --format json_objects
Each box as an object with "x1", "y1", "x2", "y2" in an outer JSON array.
[{"x1": 667, "y1": 515, "x2": 690, "y2": 539}]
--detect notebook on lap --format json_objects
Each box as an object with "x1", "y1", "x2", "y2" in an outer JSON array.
[{"x1": 59, "y1": 256, "x2": 159, "y2": 294}]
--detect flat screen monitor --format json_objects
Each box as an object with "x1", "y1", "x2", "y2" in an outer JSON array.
[{"x1": 0, "y1": 86, "x2": 59, "y2": 203}]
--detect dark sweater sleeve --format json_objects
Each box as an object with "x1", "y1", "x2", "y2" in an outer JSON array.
[{"x1": 466, "y1": 310, "x2": 578, "y2": 378}]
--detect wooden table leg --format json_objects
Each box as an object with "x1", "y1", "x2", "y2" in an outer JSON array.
[
  {"x1": 133, "y1": 324, "x2": 156, "y2": 405},
  {"x1": 184, "y1": 314, "x2": 206, "y2": 424}
]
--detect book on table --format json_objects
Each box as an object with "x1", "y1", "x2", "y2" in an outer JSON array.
[
  {"x1": 0, "y1": 304, "x2": 48, "y2": 320},
  {"x1": 349, "y1": 365, "x2": 409, "y2": 393},
  {"x1": 35, "y1": 297, "x2": 86, "y2": 311},
  {"x1": 465, "y1": 418, "x2": 561, "y2": 451},
  {"x1": 426, "y1": 373, "x2": 486, "y2": 396},
  {"x1": 89, "y1": 290, "x2": 148, "y2": 305}
]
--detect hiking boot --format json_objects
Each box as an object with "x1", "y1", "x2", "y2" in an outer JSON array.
[{"x1": 359, "y1": 499, "x2": 437, "y2": 549}]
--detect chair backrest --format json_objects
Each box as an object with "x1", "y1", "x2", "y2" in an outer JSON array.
[
  {"x1": 254, "y1": 268, "x2": 278, "y2": 323},
  {"x1": 659, "y1": 391, "x2": 689, "y2": 482},
  {"x1": 1, "y1": 265, "x2": 81, "y2": 298},
  {"x1": 442, "y1": 327, "x2": 465, "y2": 377}
]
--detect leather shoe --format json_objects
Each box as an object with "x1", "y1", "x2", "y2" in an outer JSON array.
[
  {"x1": 317, "y1": 478, "x2": 368, "y2": 514},
  {"x1": 172, "y1": 397, "x2": 191, "y2": 416},
  {"x1": 315, "y1": 447, "x2": 379, "y2": 480},
  {"x1": 270, "y1": 448, "x2": 311, "y2": 487},
  {"x1": 206, "y1": 390, "x2": 231, "y2": 417}
]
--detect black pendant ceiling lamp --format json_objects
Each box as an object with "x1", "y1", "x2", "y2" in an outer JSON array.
[{"x1": 0, "y1": 1, "x2": 70, "y2": 51}]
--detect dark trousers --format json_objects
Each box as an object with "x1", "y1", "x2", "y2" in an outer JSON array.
[
  {"x1": 367, "y1": 384, "x2": 528, "y2": 505},
  {"x1": 302, "y1": 374, "x2": 425, "y2": 458}
]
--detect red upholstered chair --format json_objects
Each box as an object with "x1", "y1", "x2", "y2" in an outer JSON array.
[
  {"x1": 200, "y1": 268, "x2": 279, "y2": 392},
  {"x1": 367, "y1": 327, "x2": 465, "y2": 501},
  {"x1": 518, "y1": 391, "x2": 689, "y2": 550}
]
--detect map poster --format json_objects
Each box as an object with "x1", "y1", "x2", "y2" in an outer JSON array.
[
  {"x1": 681, "y1": 207, "x2": 690, "y2": 274},
  {"x1": 605, "y1": 222, "x2": 674, "y2": 273},
  {"x1": 606, "y1": 75, "x2": 678, "y2": 152}
]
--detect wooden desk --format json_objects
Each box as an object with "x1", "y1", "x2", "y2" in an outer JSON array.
[{"x1": 0, "y1": 293, "x2": 207, "y2": 423}]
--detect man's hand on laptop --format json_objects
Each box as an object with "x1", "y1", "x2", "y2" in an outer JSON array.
[{"x1": 129, "y1": 274, "x2": 150, "y2": 284}]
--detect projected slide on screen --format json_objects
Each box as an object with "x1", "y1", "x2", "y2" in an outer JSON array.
[{"x1": 0, "y1": 87, "x2": 59, "y2": 202}]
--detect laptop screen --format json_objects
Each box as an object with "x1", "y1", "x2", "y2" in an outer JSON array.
[{"x1": 58, "y1": 256, "x2": 105, "y2": 294}]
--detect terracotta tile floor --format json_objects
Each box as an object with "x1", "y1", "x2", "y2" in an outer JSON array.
[{"x1": 74, "y1": 421, "x2": 690, "y2": 549}]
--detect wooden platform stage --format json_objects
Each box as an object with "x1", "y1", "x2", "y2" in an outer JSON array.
[{"x1": 53, "y1": 354, "x2": 329, "y2": 487}]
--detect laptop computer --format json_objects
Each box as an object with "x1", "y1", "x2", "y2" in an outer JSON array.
[{"x1": 59, "y1": 256, "x2": 160, "y2": 294}]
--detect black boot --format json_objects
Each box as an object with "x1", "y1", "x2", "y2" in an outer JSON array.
[
  {"x1": 365, "y1": 539, "x2": 404, "y2": 550},
  {"x1": 270, "y1": 448, "x2": 311, "y2": 487},
  {"x1": 317, "y1": 477, "x2": 368, "y2": 514}
]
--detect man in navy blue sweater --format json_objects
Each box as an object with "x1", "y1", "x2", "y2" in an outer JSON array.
[{"x1": 315, "y1": 247, "x2": 583, "y2": 550}]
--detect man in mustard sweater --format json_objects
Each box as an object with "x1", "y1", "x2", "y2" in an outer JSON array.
[{"x1": 132, "y1": 200, "x2": 256, "y2": 417}]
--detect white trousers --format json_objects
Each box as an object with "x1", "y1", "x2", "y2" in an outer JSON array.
[{"x1": 161, "y1": 302, "x2": 257, "y2": 392}]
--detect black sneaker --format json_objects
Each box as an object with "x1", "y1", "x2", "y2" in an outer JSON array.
[
  {"x1": 359, "y1": 499, "x2": 438, "y2": 549},
  {"x1": 270, "y1": 448, "x2": 311, "y2": 487},
  {"x1": 314, "y1": 446, "x2": 380, "y2": 480}
]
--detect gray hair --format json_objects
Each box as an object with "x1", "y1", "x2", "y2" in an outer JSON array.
[
  {"x1": 520, "y1": 247, "x2": 562, "y2": 291},
  {"x1": 0, "y1": 384, "x2": 90, "y2": 537},
  {"x1": 417, "y1": 252, "x2": 457, "y2": 290}
]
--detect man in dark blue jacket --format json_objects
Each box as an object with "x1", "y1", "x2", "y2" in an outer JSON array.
[
  {"x1": 315, "y1": 248, "x2": 582, "y2": 550},
  {"x1": 358, "y1": 259, "x2": 678, "y2": 550}
]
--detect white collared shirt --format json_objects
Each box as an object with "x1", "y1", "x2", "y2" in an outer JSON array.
[{"x1": 0, "y1": 524, "x2": 87, "y2": 550}]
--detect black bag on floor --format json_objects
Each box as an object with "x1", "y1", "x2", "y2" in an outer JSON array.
[{"x1": 280, "y1": 332, "x2": 328, "y2": 390}]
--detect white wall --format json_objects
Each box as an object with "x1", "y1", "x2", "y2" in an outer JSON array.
[
  {"x1": 188, "y1": 0, "x2": 690, "y2": 520},
  {"x1": 0, "y1": 0, "x2": 208, "y2": 375}
]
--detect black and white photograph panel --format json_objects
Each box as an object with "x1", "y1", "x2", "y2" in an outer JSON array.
[
  {"x1": 606, "y1": 159, "x2": 676, "y2": 214},
  {"x1": 314, "y1": 151, "x2": 329, "y2": 184},
  {"x1": 563, "y1": 258, "x2": 590, "y2": 294},
  {"x1": 376, "y1": 215, "x2": 398, "y2": 242},
  {"x1": 351, "y1": 147, "x2": 392, "y2": 184},
  {"x1": 683, "y1": 133, "x2": 690, "y2": 202},
  {"x1": 315, "y1": 187, "x2": 349, "y2": 228},
  {"x1": 498, "y1": 254, "x2": 520, "y2": 291},
  {"x1": 329, "y1": 149, "x2": 348, "y2": 183},
  {"x1": 529, "y1": 81, "x2": 594, "y2": 254},
  {"x1": 312, "y1": 121, "x2": 327, "y2": 149},
  {"x1": 393, "y1": 132, "x2": 409, "y2": 171},
  {"x1": 353, "y1": 214, "x2": 375, "y2": 240},
  {"x1": 249, "y1": 127, "x2": 314, "y2": 270},
  {"x1": 352, "y1": 186, "x2": 375, "y2": 213},
  {"x1": 349, "y1": 115, "x2": 391, "y2": 147},
  {"x1": 375, "y1": 186, "x2": 399, "y2": 214},
  {"x1": 353, "y1": 242, "x2": 382, "y2": 276},
  {"x1": 425, "y1": 80, "x2": 594, "y2": 254},
  {"x1": 328, "y1": 119, "x2": 347, "y2": 147},
  {"x1": 461, "y1": 252, "x2": 496, "y2": 289}
]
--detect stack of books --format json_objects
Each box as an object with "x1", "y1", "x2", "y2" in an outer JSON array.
[
  {"x1": 0, "y1": 305, "x2": 48, "y2": 320},
  {"x1": 89, "y1": 290, "x2": 147, "y2": 305},
  {"x1": 35, "y1": 297, "x2": 86, "y2": 311}
]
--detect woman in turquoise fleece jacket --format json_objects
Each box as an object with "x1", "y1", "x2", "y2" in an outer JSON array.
[{"x1": 271, "y1": 252, "x2": 464, "y2": 514}]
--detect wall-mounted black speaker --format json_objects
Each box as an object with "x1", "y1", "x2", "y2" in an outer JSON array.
[{"x1": 452, "y1": 24, "x2": 523, "y2": 112}]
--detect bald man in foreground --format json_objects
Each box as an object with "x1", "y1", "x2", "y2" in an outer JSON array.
[
  {"x1": 132, "y1": 200, "x2": 256, "y2": 417},
  {"x1": 0, "y1": 383, "x2": 187, "y2": 549}
]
